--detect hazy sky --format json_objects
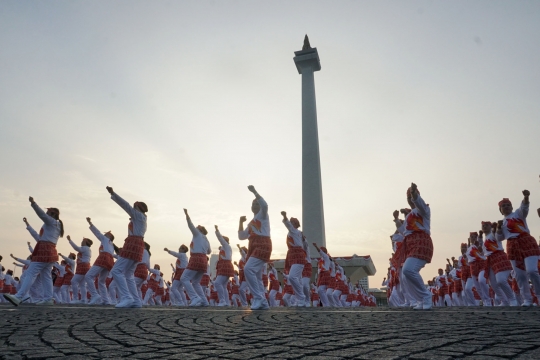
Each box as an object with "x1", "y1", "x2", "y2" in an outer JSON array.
[{"x1": 1, "y1": 1, "x2": 540, "y2": 288}]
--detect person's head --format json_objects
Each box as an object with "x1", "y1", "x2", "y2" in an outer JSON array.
[
  {"x1": 179, "y1": 244, "x2": 189, "y2": 253},
  {"x1": 14, "y1": 277, "x2": 19, "y2": 281},
  {"x1": 290, "y1": 217, "x2": 301, "y2": 229},
  {"x1": 481, "y1": 221, "x2": 492, "y2": 234},
  {"x1": 104, "y1": 231, "x2": 114, "y2": 241},
  {"x1": 154, "y1": 264, "x2": 160, "y2": 270},
  {"x1": 320, "y1": 246, "x2": 328, "y2": 254},
  {"x1": 69, "y1": 253, "x2": 76, "y2": 260},
  {"x1": 406, "y1": 188, "x2": 417, "y2": 209},
  {"x1": 0, "y1": 255, "x2": 2, "y2": 262},
  {"x1": 6, "y1": 270, "x2": 13, "y2": 276},
  {"x1": 251, "y1": 199, "x2": 261, "y2": 214},
  {"x1": 46, "y1": 207, "x2": 64, "y2": 237},
  {"x1": 499, "y1": 198, "x2": 513, "y2": 216},
  {"x1": 133, "y1": 201, "x2": 148, "y2": 214},
  {"x1": 196, "y1": 225, "x2": 208, "y2": 235},
  {"x1": 1, "y1": 266, "x2": 4, "y2": 272},
  {"x1": 82, "y1": 238, "x2": 93, "y2": 247},
  {"x1": 144, "y1": 242, "x2": 151, "y2": 256},
  {"x1": 460, "y1": 243, "x2": 467, "y2": 254},
  {"x1": 61, "y1": 260, "x2": 66, "y2": 265},
  {"x1": 222, "y1": 236, "x2": 230, "y2": 244},
  {"x1": 27, "y1": 256, "x2": 32, "y2": 260}
]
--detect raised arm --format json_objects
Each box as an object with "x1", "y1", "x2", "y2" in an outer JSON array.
[
  {"x1": 87, "y1": 218, "x2": 108, "y2": 244},
  {"x1": 517, "y1": 190, "x2": 530, "y2": 218},
  {"x1": 107, "y1": 187, "x2": 136, "y2": 217},
  {"x1": 238, "y1": 216, "x2": 249, "y2": 240},
  {"x1": 214, "y1": 226, "x2": 229, "y2": 247},
  {"x1": 281, "y1": 211, "x2": 296, "y2": 232},
  {"x1": 410, "y1": 183, "x2": 430, "y2": 219},
  {"x1": 27, "y1": 242, "x2": 34, "y2": 254},
  {"x1": 184, "y1": 209, "x2": 198, "y2": 236},
  {"x1": 29, "y1": 197, "x2": 56, "y2": 225},
  {"x1": 248, "y1": 185, "x2": 268, "y2": 216},
  {"x1": 164, "y1": 248, "x2": 182, "y2": 259},
  {"x1": 23, "y1": 218, "x2": 40, "y2": 241},
  {"x1": 67, "y1": 236, "x2": 83, "y2": 252}
]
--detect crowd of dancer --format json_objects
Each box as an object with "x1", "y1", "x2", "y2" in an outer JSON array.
[
  {"x1": 1, "y1": 185, "x2": 375, "y2": 309},
  {"x1": 385, "y1": 185, "x2": 540, "y2": 309}
]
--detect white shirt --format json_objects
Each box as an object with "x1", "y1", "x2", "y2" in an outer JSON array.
[
  {"x1": 215, "y1": 230, "x2": 232, "y2": 260},
  {"x1": 187, "y1": 219, "x2": 211, "y2": 255},
  {"x1": 318, "y1": 250, "x2": 331, "y2": 271},
  {"x1": 69, "y1": 240, "x2": 92, "y2": 264},
  {"x1": 238, "y1": 197, "x2": 270, "y2": 239},
  {"x1": 395, "y1": 194, "x2": 431, "y2": 237},
  {"x1": 89, "y1": 224, "x2": 115, "y2": 255},
  {"x1": 482, "y1": 233, "x2": 504, "y2": 257},
  {"x1": 30, "y1": 202, "x2": 62, "y2": 244},
  {"x1": 139, "y1": 249, "x2": 151, "y2": 269},
  {"x1": 111, "y1": 192, "x2": 147, "y2": 237},
  {"x1": 283, "y1": 219, "x2": 304, "y2": 247},
  {"x1": 497, "y1": 201, "x2": 530, "y2": 241},
  {"x1": 168, "y1": 250, "x2": 188, "y2": 269}
]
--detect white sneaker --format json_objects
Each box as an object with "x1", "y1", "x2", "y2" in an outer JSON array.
[
  {"x1": 89, "y1": 295, "x2": 102, "y2": 305},
  {"x1": 189, "y1": 297, "x2": 203, "y2": 307},
  {"x1": 115, "y1": 299, "x2": 135, "y2": 308},
  {"x1": 3, "y1": 294, "x2": 22, "y2": 306},
  {"x1": 250, "y1": 299, "x2": 261, "y2": 310},
  {"x1": 258, "y1": 300, "x2": 269, "y2": 310},
  {"x1": 217, "y1": 302, "x2": 229, "y2": 307},
  {"x1": 522, "y1": 301, "x2": 533, "y2": 307},
  {"x1": 36, "y1": 300, "x2": 54, "y2": 306},
  {"x1": 128, "y1": 300, "x2": 142, "y2": 308}
]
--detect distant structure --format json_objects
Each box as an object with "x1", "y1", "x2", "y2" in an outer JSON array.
[
  {"x1": 293, "y1": 35, "x2": 325, "y2": 255},
  {"x1": 358, "y1": 277, "x2": 369, "y2": 291}
]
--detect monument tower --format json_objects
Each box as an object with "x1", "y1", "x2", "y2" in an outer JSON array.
[{"x1": 293, "y1": 35, "x2": 325, "y2": 254}]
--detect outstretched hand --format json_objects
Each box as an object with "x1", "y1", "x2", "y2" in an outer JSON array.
[
  {"x1": 86, "y1": 217, "x2": 92, "y2": 224},
  {"x1": 247, "y1": 185, "x2": 256, "y2": 193},
  {"x1": 215, "y1": 225, "x2": 218, "y2": 231},
  {"x1": 523, "y1": 189, "x2": 530, "y2": 197},
  {"x1": 239, "y1": 216, "x2": 247, "y2": 223},
  {"x1": 67, "y1": 235, "x2": 71, "y2": 241},
  {"x1": 28, "y1": 196, "x2": 34, "y2": 203},
  {"x1": 106, "y1": 186, "x2": 114, "y2": 194},
  {"x1": 393, "y1": 210, "x2": 399, "y2": 220},
  {"x1": 164, "y1": 248, "x2": 168, "y2": 252},
  {"x1": 23, "y1": 217, "x2": 28, "y2": 224}
]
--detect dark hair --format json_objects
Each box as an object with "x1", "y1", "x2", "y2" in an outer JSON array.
[
  {"x1": 1, "y1": 266, "x2": 4, "y2": 272},
  {"x1": 58, "y1": 219, "x2": 64, "y2": 237},
  {"x1": 113, "y1": 243, "x2": 121, "y2": 255},
  {"x1": 145, "y1": 242, "x2": 151, "y2": 256},
  {"x1": 7, "y1": 270, "x2": 13, "y2": 275},
  {"x1": 0, "y1": 255, "x2": 2, "y2": 262},
  {"x1": 84, "y1": 238, "x2": 93, "y2": 247}
]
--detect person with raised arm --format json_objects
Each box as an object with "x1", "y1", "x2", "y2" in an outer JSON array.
[
  {"x1": 84, "y1": 217, "x2": 115, "y2": 305},
  {"x1": 238, "y1": 185, "x2": 272, "y2": 310},
  {"x1": 281, "y1": 211, "x2": 307, "y2": 306},
  {"x1": 393, "y1": 183, "x2": 434, "y2": 310},
  {"x1": 4, "y1": 197, "x2": 63, "y2": 306},
  {"x1": 214, "y1": 225, "x2": 234, "y2": 306},
  {"x1": 59, "y1": 252, "x2": 76, "y2": 302},
  {"x1": 106, "y1": 186, "x2": 148, "y2": 308},
  {"x1": 301, "y1": 235, "x2": 313, "y2": 307},
  {"x1": 496, "y1": 190, "x2": 540, "y2": 306},
  {"x1": 313, "y1": 242, "x2": 332, "y2": 307},
  {"x1": 66, "y1": 235, "x2": 93, "y2": 304},
  {"x1": 481, "y1": 222, "x2": 517, "y2": 306},
  {"x1": 180, "y1": 209, "x2": 211, "y2": 307},
  {"x1": 164, "y1": 245, "x2": 188, "y2": 306}
]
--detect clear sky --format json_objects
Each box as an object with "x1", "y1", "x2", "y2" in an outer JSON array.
[{"x1": 1, "y1": 1, "x2": 540, "y2": 288}]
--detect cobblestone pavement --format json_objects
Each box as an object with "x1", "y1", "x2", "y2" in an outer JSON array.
[{"x1": 1, "y1": 304, "x2": 540, "y2": 360}]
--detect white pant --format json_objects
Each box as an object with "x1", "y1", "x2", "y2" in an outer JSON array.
[
  {"x1": 475, "y1": 272, "x2": 491, "y2": 306},
  {"x1": 71, "y1": 274, "x2": 87, "y2": 303},
  {"x1": 269, "y1": 289, "x2": 278, "y2": 307},
  {"x1": 510, "y1": 260, "x2": 533, "y2": 303},
  {"x1": 326, "y1": 288, "x2": 336, "y2": 306},
  {"x1": 85, "y1": 265, "x2": 110, "y2": 303},
  {"x1": 180, "y1": 269, "x2": 206, "y2": 304},
  {"x1": 15, "y1": 261, "x2": 54, "y2": 302},
  {"x1": 29, "y1": 275, "x2": 43, "y2": 302},
  {"x1": 289, "y1": 264, "x2": 305, "y2": 303},
  {"x1": 214, "y1": 275, "x2": 230, "y2": 305},
  {"x1": 302, "y1": 277, "x2": 311, "y2": 304},
  {"x1": 488, "y1": 269, "x2": 516, "y2": 306},
  {"x1": 61, "y1": 285, "x2": 71, "y2": 303},
  {"x1": 171, "y1": 279, "x2": 186, "y2": 305},
  {"x1": 108, "y1": 279, "x2": 118, "y2": 303},
  {"x1": 332, "y1": 289, "x2": 343, "y2": 307},
  {"x1": 238, "y1": 281, "x2": 249, "y2": 306},
  {"x1": 231, "y1": 294, "x2": 241, "y2": 307},
  {"x1": 110, "y1": 257, "x2": 139, "y2": 303},
  {"x1": 317, "y1": 285, "x2": 330, "y2": 307},
  {"x1": 463, "y1": 278, "x2": 476, "y2": 306},
  {"x1": 401, "y1": 257, "x2": 430, "y2": 302},
  {"x1": 243, "y1": 257, "x2": 266, "y2": 303}
]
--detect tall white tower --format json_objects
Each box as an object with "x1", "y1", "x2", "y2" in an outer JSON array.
[{"x1": 293, "y1": 35, "x2": 326, "y2": 254}]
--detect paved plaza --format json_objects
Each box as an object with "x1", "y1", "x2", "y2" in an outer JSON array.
[{"x1": 1, "y1": 305, "x2": 539, "y2": 360}]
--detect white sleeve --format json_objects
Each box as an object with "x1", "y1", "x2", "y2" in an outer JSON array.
[
  {"x1": 31, "y1": 202, "x2": 56, "y2": 225},
  {"x1": 26, "y1": 225, "x2": 40, "y2": 241},
  {"x1": 412, "y1": 194, "x2": 430, "y2": 220},
  {"x1": 516, "y1": 201, "x2": 529, "y2": 219},
  {"x1": 69, "y1": 240, "x2": 83, "y2": 253},
  {"x1": 283, "y1": 219, "x2": 295, "y2": 232},
  {"x1": 215, "y1": 230, "x2": 228, "y2": 247},
  {"x1": 111, "y1": 192, "x2": 135, "y2": 217}
]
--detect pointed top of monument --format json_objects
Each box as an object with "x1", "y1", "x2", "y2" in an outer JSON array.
[{"x1": 302, "y1": 34, "x2": 311, "y2": 50}]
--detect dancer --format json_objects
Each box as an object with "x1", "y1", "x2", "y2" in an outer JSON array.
[
  {"x1": 67, "y1": 235, "x2": 93, "y2": 304},
  {"x1": 481, "y1": 222, "x2": 517, "y2": 306},
  {"x1": 238, "y1": 185, "x2": 272, "y2": 310},
  {"x1": 180, "y1": 209, "x2": 211, "y2": 307},
  {"x1": 85, "y1": 217, "x2": 115, "y2": 305},
  {"x1": 107, "y1": 186, "x2": 148, "y2": 308},
  {"x1": 4, "y1": 197, "x2": 63, "y2": 306},
  {"x1": 496, "y1": 192, "x2": 540, "y2": 306},
  {"x1": 214, "y1": 226, "x2": 234, "y2": 306},
  {"x1": 281, "y1": 211, "x2": 306, "y2": 306},
  {"x1": 313, "y1": 243, "x2": 331, "y2": 307},
  {"x1": 393, "y1": 183, "x2": 434, "y2": 310},
  {"x1": 165, "y1": 245, "x2": 188, "y2": 306}
]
